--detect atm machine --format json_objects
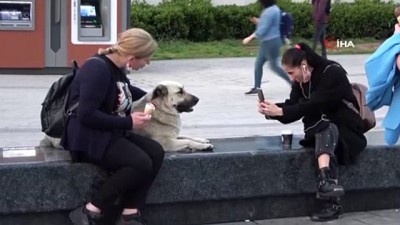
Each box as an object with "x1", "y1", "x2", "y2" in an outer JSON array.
[
  {"x1": 0, "y1": 0, "x2": 35, "y2": 30},
  {"x1": 0, "y1": 0, "x2": 131, "y2": 71},
  {"x1": 79, "y1": 0, "x2": 103, "y2": 37},
  {"x1": 64, "y1": 0, "x2": 130, "y2": 68}
]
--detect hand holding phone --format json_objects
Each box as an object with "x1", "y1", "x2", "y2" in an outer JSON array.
[{"x1": 257, "y1": 88, "x2": 265, "y2": 102}]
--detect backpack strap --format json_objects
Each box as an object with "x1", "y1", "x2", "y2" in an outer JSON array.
[
  {"x1": 322, "y1": 63, "x2": 341, "y2": 73},
  {"x1": 323, "y1": 64, "x2": 359, "y2": 113},
  {"x1": 66, "y1": 102, "x2": 79, "y2": 116},
  {"x1": 66, "y1": 56, "x2": 108, "y2": 114}
]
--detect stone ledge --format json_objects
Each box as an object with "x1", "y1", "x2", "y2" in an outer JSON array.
[{"x1": 0, "y1": 136, "x2": 400, "y2": 225}]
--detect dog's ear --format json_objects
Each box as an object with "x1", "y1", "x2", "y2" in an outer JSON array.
[{"x1": 152, "y1": 85, "x2": 168, "y2": 100}]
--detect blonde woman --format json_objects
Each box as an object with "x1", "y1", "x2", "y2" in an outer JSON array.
[{"x1": 63, "y1": 28, "x2": 164, "y2": 225}]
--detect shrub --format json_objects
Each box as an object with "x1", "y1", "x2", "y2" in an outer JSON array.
[{"x1": 130, "y1": 0, "x2": 397, "y2": 41}]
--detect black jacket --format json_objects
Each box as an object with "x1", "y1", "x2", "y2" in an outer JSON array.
[
  {"x1": 269, "y1": 61, "x2": 367, "y2": 164},
  {"x1": 62, "y1": 55, "x2": 146, "y2": 162}
]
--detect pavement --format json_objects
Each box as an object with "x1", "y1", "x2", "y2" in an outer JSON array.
[
  {"x1": 212, "y1": 209, "x2": 400, "y2": 225},
  {"x1": 0, "y1": 54, "x2": 399, "y2": 224}
]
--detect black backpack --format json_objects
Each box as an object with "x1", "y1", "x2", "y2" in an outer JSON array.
[
  {"x1": 40, "y1": 56, "x2": 106, "y2": 138},
  {"x1": 280, "y1": 10, "x2": 295, "y2": 41},
  {"x1": 40, "y1": 61, "x2": 80, "y2": 138}
]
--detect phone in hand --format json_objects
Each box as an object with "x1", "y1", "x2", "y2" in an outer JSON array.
[{"x1": 257, "y1": 88, "x2": 265, "y2": 102}]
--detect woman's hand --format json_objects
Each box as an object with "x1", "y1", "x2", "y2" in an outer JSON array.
[
  {"x1": 258, "y1": 101, "x2": 283, "y2": 117},
  {"x1": 242, "y1": 36, "x2": 252, "y2": 45},
  {"x1": 242, "y1": 33, "x2": 256, "y2": 45},
  {"x1": 131, "y1": 112, "x2": 151, "y2": 129},
  {"x1": 249, "y1": 17, "x2": 259, "y2": 24}
]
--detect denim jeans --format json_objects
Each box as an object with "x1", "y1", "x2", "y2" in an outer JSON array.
[{"x1": 254, "y1": 37, "x2": 291, "y2": 88}]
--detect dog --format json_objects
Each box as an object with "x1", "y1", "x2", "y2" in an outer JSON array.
[
  {"x1": 130, "y1": 81, "x2": 214, "y2": 152},
  {"x1": 40, "y1": 81, "x2": 214, "y2": 153}
]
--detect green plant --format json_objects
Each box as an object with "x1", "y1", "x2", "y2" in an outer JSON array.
[{"x1": 130, "y1": 0, "x2": 397, "y2": 41}]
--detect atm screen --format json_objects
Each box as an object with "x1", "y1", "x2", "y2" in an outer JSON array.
[
  {"x1": 80, "y1": 5, "x2": 96, "y2": 17},
  {"x1": 0, "y1": 11, "x2": 22, "y2": 20},
  {"x1": 80, "y1": 4, "x2": 101, "y2": 28},
  {"x1": 0, "y1": 1, "x2": 31, "y2": 21}
]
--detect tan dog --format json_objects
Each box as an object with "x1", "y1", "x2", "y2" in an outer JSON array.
[
  {"x1": 131, "y1": 81, "x2": 214, "y2": 152},
  {"x1": 40, "y1": 81, "x2": 214, "y2": 152}
]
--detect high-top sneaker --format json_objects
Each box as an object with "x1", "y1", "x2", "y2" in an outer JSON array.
[
  {"x1": 310, "y1": 201, "x2": 343, "y2": 222},
  {"x1": 316, "y1": 167, "x2": 345, "y2": 199}
]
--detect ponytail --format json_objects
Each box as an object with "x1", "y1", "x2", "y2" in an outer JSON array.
[
  {"x1": 281, "y1": 42, "x2": 325, "y2": 67},
  {"x1": 96, "y1": 28, "x2": 157, "y2": 58},
  {"x1": 97, "y1": 46, "x2": 117, "y2": 55}
]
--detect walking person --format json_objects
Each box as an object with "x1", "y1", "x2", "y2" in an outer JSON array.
[
  {"x1": 243, "y1": 0, "x2": 291, "y2": 95},
  {"x1": 258, "y1": 43, "x2": 367, "y2": 221},
  {"x1": 62, "y1": 28, "x2": 165, "y2": 225},
  {"x1": 312, "y1": 0, "x2": 330, "y2": 59}
]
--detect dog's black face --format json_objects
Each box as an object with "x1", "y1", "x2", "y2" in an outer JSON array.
[
  {"x1": 151, "y1": 82, "x2": 199, "y2": 114},
  {"x1": 176, "y1": 95, "x2": 199, "y2": 113}
]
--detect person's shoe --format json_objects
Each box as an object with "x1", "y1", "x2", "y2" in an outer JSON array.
[
  {"x1": 316, "y1": 167, "x2": 345, "y2": 199},
  {"x1": 69, "y1": 206, "x2": 102, "y2": 225},
  {"x1": 116, "y1": 212, "x2": 147, "y2": 225},
  {"x1": 245, "y1": 87, "x2": 258, "y2": 95},
  {"x1": 316, "y1": 178, "x2": 345, "y2": 199},
  {"x1": 310, "y1": 202, "x2": 343, "y2": 222}
]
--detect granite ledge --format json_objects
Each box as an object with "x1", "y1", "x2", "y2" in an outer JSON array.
[{"x1": 0, "y1": 136, "x2": 399, "y2": 214}]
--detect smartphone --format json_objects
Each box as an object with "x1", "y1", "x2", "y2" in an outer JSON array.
[{"x1": 257, "y1": 88, "x2": 265, "y2": 102}]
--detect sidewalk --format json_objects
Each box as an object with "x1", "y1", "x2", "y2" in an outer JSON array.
[
  {"x1": 208, "y1": 209, "x2": 400, "y2": 225},
  {"x1": 0, "y1": 54, "x2": 399, "y2": 224}
]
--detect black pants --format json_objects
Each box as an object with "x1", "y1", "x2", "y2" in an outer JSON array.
[
  {"x1": 90, "y1": 132, "x2": 165, "y2": 210},
  {"x1": 315, "y1": 123, "x2": 339, "y2": 179},
  {"x1": 312, "y1": 23, "x2": 327, "y2": 59}
]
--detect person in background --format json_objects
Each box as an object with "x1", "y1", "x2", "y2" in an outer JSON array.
[
  {"x1": 243, "y1": 0, "x2": 291, "y2": 95},
  {"x1": 63, "y1": 28, "x2": 165, "y2": 225},
  {"x1": 394, "y1": 5, "x2": 400, "y2": 24},
  {"x1": 312, "y1": 0, "x2": 330, "y2": 59},
  {"x1": 258, "y1": 42, "x2": 366, "y2": 221}
]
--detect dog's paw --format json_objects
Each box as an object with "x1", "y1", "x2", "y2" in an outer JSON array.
[
  {"x1": 199, "y1": 144, "x2": 214, "y2": 152},
  {"x1": 191, "y1": 138, "x2": 210, "y2": 144}
]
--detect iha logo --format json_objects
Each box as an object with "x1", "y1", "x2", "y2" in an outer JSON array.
[{"x1": 324, "y1": 36, "x2": 355, "y2": 49}]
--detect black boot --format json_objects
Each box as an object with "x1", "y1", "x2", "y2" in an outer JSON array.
[
  {"x1": 316, "y1": 167, "x2": 344, "y2": 199},
  {"x1": 116, "y1": 211, "x2": 147, "y2": 225},
  {"x1": 310, "y1": 200, "x2": 343, "y2": 222},
  {"x1": 69, "y1": 206, "x2": 102, "y2": 225}
]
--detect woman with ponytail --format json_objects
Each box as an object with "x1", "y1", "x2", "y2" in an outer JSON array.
[
  {"x1": 64, "y1": 28, "x2": 164, "y2": 225},
  {"x1": 257, "y1": 42, "x2": 366, "y2": 222}
]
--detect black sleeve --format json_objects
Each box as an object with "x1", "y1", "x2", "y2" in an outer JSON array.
[
  {"x1": 129, "y1": 85, "x2": 147, "y2": 101},
  {"x1": 266, "y1": 83, "x2": 304, "y2": 124},
  {"x1": 280, "y1": 65, "x2": 348, "y2": 120},
  {"x1": 77, "y1": 59, "x2": 132, "y2": 130}
]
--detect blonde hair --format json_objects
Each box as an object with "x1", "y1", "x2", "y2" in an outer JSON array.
[{"x1": 98, "y1": 28, "x2": 157, "y2": 58}]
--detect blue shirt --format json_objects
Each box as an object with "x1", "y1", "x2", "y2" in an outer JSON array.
[{"x1": 255, "y1": 5, "x2": 281, "y2": 42}]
